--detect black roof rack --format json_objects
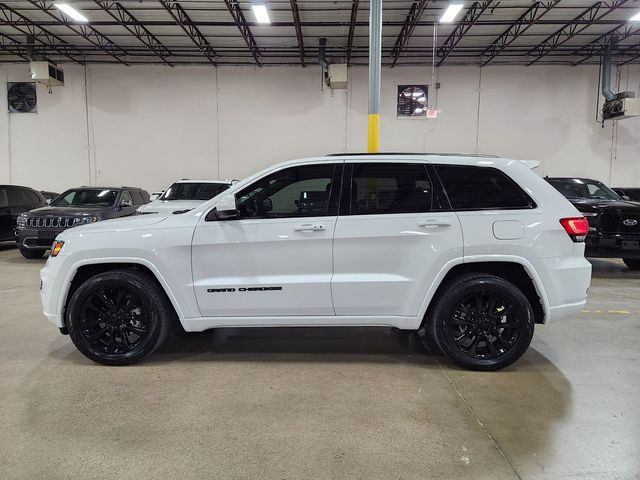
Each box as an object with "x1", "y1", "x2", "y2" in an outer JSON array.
[{"x1": 325, "y1": 152, "x2": 499, "y2": 158}]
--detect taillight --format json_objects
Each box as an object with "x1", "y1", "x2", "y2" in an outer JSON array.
[{"x1": 560, "y1": 217, "x2": 589, "y2": 242}]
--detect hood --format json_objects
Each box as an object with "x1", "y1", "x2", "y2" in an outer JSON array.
[
  {"x1": 137, "y1": 199, "x2": 203, "y2": 214},
  {"x1": 568, "y1": 198, "x2": 640, "y2": 214},
  {"x1": 67, "y1": 214, "x2": 169, "y2": 234},
  {"x1": 26, "y1": 206, "x2": 111, "y2": 217}
]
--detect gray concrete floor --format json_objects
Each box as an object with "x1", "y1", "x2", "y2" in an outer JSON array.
[{"x1": 0, "y1": 245, "x2": 638, "y2": 480}]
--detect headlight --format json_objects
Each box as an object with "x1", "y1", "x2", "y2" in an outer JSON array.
[
  {"x1": 74, "y1": 216, "x2": 99, "y2": 226},
  {"x1": 16, "y1": 214, "x2": 28, "y2": 228}
]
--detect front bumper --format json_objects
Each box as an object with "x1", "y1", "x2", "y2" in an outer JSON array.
[
  {"x1": 585, "y1": 232, "x2": 640, "y2": 259},
  {"x1": 16, "y1": 227, "x2": 65, "y2": 249}
]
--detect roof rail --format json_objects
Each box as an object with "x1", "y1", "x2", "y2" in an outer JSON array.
[{"x1": 325, "y1": 152, "x2": 499, "y2": 158}]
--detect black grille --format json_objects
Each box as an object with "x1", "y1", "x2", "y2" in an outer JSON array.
[
  {"x1": 600, "y1": 213, "x2": 640, "y2": 234},
  {"x1": 26, "y1": 217, "x2": 76, "y2": 229}
]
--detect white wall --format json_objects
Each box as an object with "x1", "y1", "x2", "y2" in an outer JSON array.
[{"x1": 0, "y1": 62, "x2": 639, "y2": 193}]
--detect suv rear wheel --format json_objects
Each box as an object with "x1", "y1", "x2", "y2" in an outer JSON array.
[
  {"x1": 622, "y1": 258, "x2": 640, "y2": 270},
  {"x1": 19, "y1": 247, "x2": 46, "y2": 259},
  {"x1": 428, "y1": 273, "x2": 535, "y2": 371},
  {"x1": 66, "y1": 269, "x2": 172, "y2": 365}
]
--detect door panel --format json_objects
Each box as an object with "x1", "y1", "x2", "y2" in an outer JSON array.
[
  {"x1": 331, "y1": 162, "x2": 463, "y2": 317},
  {"x1": 192, "y1": 162, "x2": 342, "y2": 317}
]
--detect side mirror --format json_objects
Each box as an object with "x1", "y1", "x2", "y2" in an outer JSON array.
[
  {"x1": 119, "y1": 200, "x2": 133, "y2": 210},
  {"x1": 207, "y1": 194, "x2": 238, "y2": 221},
  {"x1": 623, "y1": 195, "x2": 631, "y2": 201},
  {"x1": 45, "y1": 199, "x2": 51, "y2": 205}
]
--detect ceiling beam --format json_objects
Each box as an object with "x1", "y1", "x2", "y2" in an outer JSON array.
[
  {"x1": 0, "y1": 2, "x2": 84, "y2": 63},
  {"x1": 481, "y1": 0, "x2": 560, "y2": 66},
  {"x1": 572, "y1": 22, "x2": 640, "y2": 64},
  {"x1": 224, "y1": 0, "x2": 261, "y2": 65},
  {"x1": 92, "y1": 1, "x2": 173, "y2": 65},
  {"x1": 289, "y1": 0, "x2": 305, "y2": 66},
  {"x1": 390, "y1": 0, "x2": 430, "y2": 67},
  {"x1": 158, "y1": 0, "x2": 216, "y2": 65},
  {"x1": 27, "y1": 0, "x2": 127, "y2": 65},
  {"x1": 527, "y1": 0, "x2": 629, "y2": 66},
  {"x1": 346, "y1": 0, "x2": 359, "y2": 65},
  {"x1": 0, "y1": 31, "x2": 29, "y2": 60},
  {"x1": 437, "y1": 0, "x2": 492, "y2": 67}
]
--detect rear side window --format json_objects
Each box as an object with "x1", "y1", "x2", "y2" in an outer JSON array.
[
  {"x1": 347, "y1": 163, "x2": 434, "y2": 215},
  {"x1": 131, "y1": 191, "x2": 144, "y2": 205},
  {"x1": 436, "y1": 165, "x2": 535, "y2": 210}
]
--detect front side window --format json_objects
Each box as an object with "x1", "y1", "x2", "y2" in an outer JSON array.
[
  {"x1": 436, "y1": 165, "x2": 535, "y2": 211},
  {"x1": 161, "y1": 182, "x2": 229, "y2": 201},
  {"x1": 347, "y1": 163, "x2": 433, "y2": 215},
  {"x1": 120, "y1": 191, "x2": 134, "y2": 206},
  {"x1": 236, "y1": 164, "x2": 338, "y2": 219},
  {"x1": 51, "y1": 189, "x2": 119, "y2": 207}
]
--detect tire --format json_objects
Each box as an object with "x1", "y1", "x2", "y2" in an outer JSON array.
[
  {"x1": 66, "y1": 269, "x2": 173, "y2": 366},
  {"x1": 622, "y1": 258, "x2": 640, "y2": 270},
  {"x1": 428, "y1": 273, "x2": 535, "y2": 371},
  {"x1": 19, "y1": 247, "x2": 46, "y2": 259}
]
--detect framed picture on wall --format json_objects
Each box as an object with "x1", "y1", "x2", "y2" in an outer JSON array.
[{"x1": 397, "y1": 85, "x2": 427, "y2": 117}]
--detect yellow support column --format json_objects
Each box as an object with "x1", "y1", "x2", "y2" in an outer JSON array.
[{"x1": 367, "y1": 114, "x2": 380, "y2": 153}]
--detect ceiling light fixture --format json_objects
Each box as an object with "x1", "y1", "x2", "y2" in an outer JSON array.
[
  {"x1": 439, "y1": 3, "x2": 464, "y2": 23},
  {"x1": 629, "y1": 11, "x2": 640, "y2": 22},
  {"x1": 54, "y1": 3, "x2": 89, "y2": 22},
  {"x1": 252, "y1": 4, "x2": 271, "y2": 24}
]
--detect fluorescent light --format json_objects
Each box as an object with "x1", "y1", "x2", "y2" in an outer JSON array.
[
  {"x1": 252, "y1": 4, "x2": 271, "y2": 24},
  {"x1": 54, "y1": 3, "x2": 89, "y2": 22},
  {"x1": 439, "y1": 3, "x2": 464, "y2": 23},
  {"x1": 630, "y1": 11, "x2": 640, "y2": 21}
]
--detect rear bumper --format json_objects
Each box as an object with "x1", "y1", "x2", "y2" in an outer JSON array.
[
  {"x1": 536, "y1": 255, "x2": 591, "y2": 323},
  {"x1": 585, "y1": 232, "x2": 640, "y2": 259}
]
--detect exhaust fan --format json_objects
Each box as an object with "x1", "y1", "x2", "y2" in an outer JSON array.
[{"x1": 7, "y1": 82, "x2": 37, "y2": 113}]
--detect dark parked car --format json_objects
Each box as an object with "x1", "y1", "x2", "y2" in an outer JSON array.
[
  {"x1": 16, "y1": 186, "x2": 150, "y2": 259},
  {"x1": 40, "y1": 191, "x2": 60, "y2": 204},
  {"x1": 0, "y1": 185, "x2": 47, "y2": 243},
  {"x1": 547, "y1": 177, "x2": 640, "y2": 270},
  {"x1": 612, "y1": 187, "x2": 640, "y2": 202}
]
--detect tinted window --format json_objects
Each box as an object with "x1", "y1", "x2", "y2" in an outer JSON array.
[
  {"x1": 236, "y1": 164, "x2": 337, "y2": 219},
  {"x1": 138, "y1": 190, "x2": 150, "y2": 204},
  {"x1": 547, "y1": 178, "x2": 619, "y2": 201},
  {"x1": 436, "y1": 165, "x2": 534, "y2": 210},
  {"x1": 52, "y1": 189, "x2": 119, "y2": 207},
  {"x1": 161, "y1": 182, "x2": 229, "y2": 201},
  {"x1": 121, "y1": 191, "x2": 134, "y2": 206},
  {"x1": 7, "y1": 188, "x2": 28, "y2": 206},
  {"x1": 348, "y1": 163, "x2": 433, "y2": 215},
  {"x1": 0, "y1": 188, "x2": 9, "y2": 208},
  {"x1": 25, "y1": 189, "x2": 42, "y2": 205}
]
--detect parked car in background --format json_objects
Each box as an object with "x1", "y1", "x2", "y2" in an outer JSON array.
[
  {"x1": 137, "y1": 180, "x2": 231, "y2": 215},
  {"x1": 547, "y1": 177, "x2": 640, "y2": 270},
  {"x1": 149, "y1": 191, "x2": 164, "y2": 201},
  {"x1": 16, "y1": 186, "x2": 149, "y2": 259},
  {"x1": 41, "y1": 154, "x2": 591, "y2": 370},
  {"x1": 0, "y1": 185, "x2": 47, "y2": 244},
  {"x1": 612, "y1": 187, "x2": 640, "y2": 202},
  {"x1": 40, "y1": 191, "x2": 60, "y2": 204}
]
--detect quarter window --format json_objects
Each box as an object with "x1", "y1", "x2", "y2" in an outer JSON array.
[
  {"x1": 236, "y1": 164, "x2": 338, "y2": 219},
  {"x1": 347, "y1": 163, "x2": 434, "y2": 215},
  {"x1": 436, "y1": 165, "x2": 535, "y2": 210}
]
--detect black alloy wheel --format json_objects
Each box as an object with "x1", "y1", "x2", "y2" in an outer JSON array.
[
  {"x1": 67, "y1": 270, "x2": 172, "y2": 365},
  {"x1": 429, "y1": 273, "x2": 534, "y2": 371}
]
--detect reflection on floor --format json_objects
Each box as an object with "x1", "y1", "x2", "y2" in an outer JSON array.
[{"x1": 0, "y1": 246, "x2": 638, "y2": 479}]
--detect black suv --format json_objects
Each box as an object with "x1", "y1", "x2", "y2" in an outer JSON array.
[
  {"x1": 1, "y1": 185, "x2": 47, "y2": 244},
  {"x1": 16, "y1": 186, "x2": 149, "y2": 259},
  {"x1": 547, "y1": 177, "x2": 640, "y2": 270}
]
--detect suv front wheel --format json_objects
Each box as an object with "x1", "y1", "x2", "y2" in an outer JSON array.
[
  {"x1": 428, "y1": 273, "x2": 535, "y2": 371},
  {"x1": 66, "y1": 269, "x2": 172, "y2": 365}
]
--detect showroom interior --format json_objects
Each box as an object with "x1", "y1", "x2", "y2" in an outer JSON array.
[{"x1": 1, "y1": 0, "x2": 639, "y2": 478}]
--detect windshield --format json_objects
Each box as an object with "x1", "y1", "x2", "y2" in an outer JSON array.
[
  {"x1": 547, "y1": 178, "x2": 620, "y2": 201},
  {"x1": 160, "y1": 182, "x2": 229, "y2": 201},
  {"x1": 51, "y1": 189, "x2": 119, "y2": 207}
]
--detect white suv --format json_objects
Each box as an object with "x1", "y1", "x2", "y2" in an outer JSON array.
[{"x1": 40, "y1": 154, "x2": 591, "y2": 370}]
